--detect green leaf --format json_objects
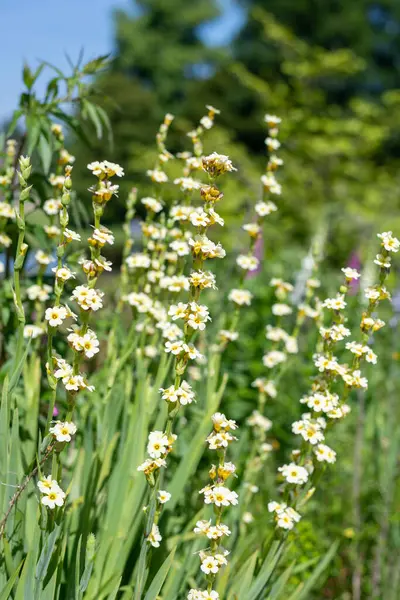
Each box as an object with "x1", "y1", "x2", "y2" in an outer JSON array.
[
  {"x1": 267, "y1": 562, "x2": 295, "y2": 600},
  {"x1": 287, "y1": 541, "x2": 339, "y2": 600},
  {"x1": 34, "y1": 523, "x2": 61, "y2": 595},
  {"x1": 23, "y1": 64, "x2": 34, "y2": 90},
  {"x1": 247, "y1": 541, "x2": 286, "y2": 600},
  {"x1": 82, "y1": 55, "x2": 111, "y2": 75},
  {"x1": 143, "y1": 547, "x2": 176, "y2": 600},
  {"x1": 7, "y1": 109, "x2": 23, "y2": 136},
  {"x1": 37, "y1": 133, "x2": 53, "y2": 174},
  {"x1": 84, "y1": 101, "x2": 103, "y2": 139},
  {"x1": 26, "y1": 116, "x2": 42, "y2": 156},
  {"x1": 0, "y1": 559, "x2": 23, "y2": 600},
  {"x1": 228, "y1": 551, "x2": 258, "y2": 599}
]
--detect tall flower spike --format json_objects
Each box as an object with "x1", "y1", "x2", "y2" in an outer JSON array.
[
  {"x1": 188, "y1": 413, "x2": 238, "y2": 599},
  {"x1": 222, "y1": 114, "x2": 283, "y2": 350},
  {"x1": 267, "y1": 231, "x2": 398, "y2": 533}
]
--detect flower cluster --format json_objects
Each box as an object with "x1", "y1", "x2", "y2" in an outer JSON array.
[
  {"x1": 221, "y1": 114, "x2": 284, "y2": 349},
  {"x1": 189, "y1": 413, "x2": 238, "y2": 599},
  {"x1": 37, "y1": 475, "x2": 66, "y2": 509},
  {"x1": 268, "y1": 232, "x2": 398, "y2": 531}
]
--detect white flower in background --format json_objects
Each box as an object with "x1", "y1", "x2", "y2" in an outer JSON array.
[
  {"x1": 49, "y1": 421, "x2": 77, "y2": 442},
  {"x1": 252, "y1": 378, "x2": 277, "y2": 398},
  {"x1": 265, "y1": 137, "x2": 281, "y2": 151},
  {"x1": 35, "y1": 250, "x2": 54, "y2": 265},
  {"x1": 342, "y1": 267, "x2": 361, "y2": 280},
  {"x1": 322, "y1": 295, "x2": 347, "y2": 310},
  {"x1": 272, "y1": 303, "x2": 292, "y2": 316},
  {"x1": 263, "y1": 350, "x2": 286, "y2": 368},
  {"x1": 147, "y1": 524, "x2": 162, "y2": 547},
  {"x1": 228, "y1": 288, "x2": 253, "y2": 306},
  {"x1": 43, "y1": 198, "x2": 62, "y2": 215},
  {"x1": 174, "y1": 177, "x2": 202, "y2": 191},
  {"x1": 0, "y1": 233, "x2": 12, "y2": 247},
  {"x1": 170, "y1": 240, "x2": 190, "y2": 256},
  {"x1": 264, "y1": 114, "x2": 282, "y2": 127},
  {"x1": 236, "y1": 255, "x2": 259, "y2": 271},
  {"x1": 377, "y1": 231, "x2": 400, "y2": 253},
  {"x1": 141, "y1": 196, "x2": 163, "y2": 213},
  {"x1": 255, "y1": 200, "x2": 277, "y2": 216},
  {"x1": 247, "y1": 410, "x2": 272, "y2": 432},
  {"x1": 157, "y1": 490, "x2": 171, "y2": 504},
  {"x1": 147, "y1": 169, "x2": 168, "y2": 183},
  {"x1": 52, "y1": 266, "x2": 75, "y2": 281},
  {"x1": 261, "y1": 174, "x2": 281, "y2": 194},
  {"x1": 24, "y1": 325, "x2": 43, "y2": 339},
  {"x1": 314, "y1": 444, "x2": 336, "y2": 463}
]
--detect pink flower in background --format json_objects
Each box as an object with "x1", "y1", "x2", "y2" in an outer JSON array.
[
  {"x1": 347, "y1": 252, "x2": 361, "y2": 295},
  {"x1": 53, "y1": 406, "x2": 59, "y2": 417},
  {"x1": 246, "y1": 235, "x2": 264, "y2": 279}
]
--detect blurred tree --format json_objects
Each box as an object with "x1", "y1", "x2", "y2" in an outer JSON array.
[
  {"x1": 113, "y1": 0, "x2": 224, "y2": 107},
  {"x1": 235, "y1": 0, "x2": 400, "y2": 98}
]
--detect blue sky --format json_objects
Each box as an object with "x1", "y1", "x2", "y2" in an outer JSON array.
[{"x1": 0, "y1": 0, "x2": 244, "y2": 121}]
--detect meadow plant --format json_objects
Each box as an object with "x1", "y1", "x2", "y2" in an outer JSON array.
[{"x1": 0, "y1": 77, "x2": 399, "y2": 599}]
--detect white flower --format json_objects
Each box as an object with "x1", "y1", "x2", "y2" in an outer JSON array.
[
  {"x1": 43, "y1": 198, "x2": 62, "y2": 215},
  {"x1": 377, "y1": 231, "x2": 400, "y2": 253},
  {"x1": 247, "y1": 410, "x2": 272, "y2": 432},
  {"x1": 147, "y1": 169, "x2": 168, "y2": 183},
  {"x1": 190, "y1": 210, "x2": 210, "y2": 228},
  {"x1": 255, "y1": 201, "x2": 277, "y2": 216},
  {"x1": 228, "y1": 288, "x2": 253, "y2": 306},
  {"x1": 24, "y1": 324, "x2": 43, "y2": 339},
  {"x1": 49, "y1": 421, "x2": 77, "y2": 442},
  {"x1": 252, "y1": 378, "x2": 277, "y2": 398},
  {"x1": 37, "y1": 475, "x2": 61, "y2": 494},
  {"x1": 35, "y1": 250, "x2": 54, "y2": 266},
  {"x1": 200, "y1": 556, "x2": 219, "y2": 575},
  {"x1": 147, "y1": 524, "x2": 162, "y2": 547},
  {"x1": 203, "y1": 486, "x2": 239, "y2": 507},
  {"x1": 315, "y1": 444, "x2": 336, "y2": 463},
  {"x1": 157, "y1": 490, "x2": 171, "y2": 504},
  {"x1": 87, "y1": 160, "x2": 124, "y2": 178},
  {"x1": 263, "y1": 350, "x2": 286, "y2": 368},
  {"x1": 272, "y1": 303, "x2": 292, "y2": 316},
  {"x1": 92, "y1": 227, "x2": 114, "y2": 245},
  {"x1": 265, "y1": 137, "x2": 281, "y2": 151},
  {"x1": 165, "y1": 340, "x2": 184, "y2": 355},
  {"x1": 170, "y1": 240, "x2": 190, "y2": 256},
  {"x1": 236, "y1": 255, "x2": 259, "y2": 271},
  {"x1": 40, "y1": 487, "x2": 65, "y2": 509},
  {"x1": 52, "y1": 266, "x2": 75, "y2": 281},
  {"x1": 265, "y1": 114, "x2": 282, "y2": 127},
  {"x1": 147, "y1": 431, "x2": 169, "y2": 459},
  {"x1": 202, "y1": 152, "x2": 236, "y2": 175},
  {"x1": 278, "y1": 463, "x2": 309, "y2": 485},
  {"x1": 173, "y1": 177, "x2": 202, "y2": 191},
  {"x1": 141, "y1": 196, "x2": 163, "y2": 213},
  {"x1": 64, "y1": 228, "x2": 81, "y2": 243},
  {"x1": 342, "y1": 267, "x2": 361, "y2": 280},
  {"x1": 45, "y1": 306, "x2": 68, "y2": 327},
  {"x1": 261, "y1": 174, "x2": 281, "y2": 194},
  {"x1": 322, "y1": 295, "x2": 346, "y2": 310}
]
